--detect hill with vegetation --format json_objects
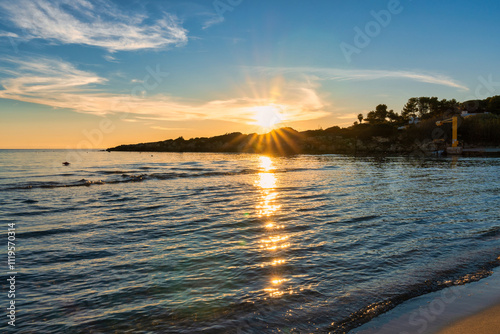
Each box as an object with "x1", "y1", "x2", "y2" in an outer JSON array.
[{"x1": 107, "y1": 96, "x2": 500, "y2": 155}]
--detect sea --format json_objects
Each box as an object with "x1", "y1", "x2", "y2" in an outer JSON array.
[{"x1": 1, "y1": 149, "x2": 499, "y2": 333}]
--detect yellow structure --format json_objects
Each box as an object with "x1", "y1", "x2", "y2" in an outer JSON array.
[
  {"x1": 436, "y1": 116, "x2": 459, "y2": 147},
  {"x1": 436, "y1": 116, "x2": 463, "y2": 154},
  {"x1": 436, "y1": 113, "x2": 480, "y2": 154}
]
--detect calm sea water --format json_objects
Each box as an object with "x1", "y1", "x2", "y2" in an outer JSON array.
[{"x1": 1, "y1": 150, "x2": 499, "y2": 333}]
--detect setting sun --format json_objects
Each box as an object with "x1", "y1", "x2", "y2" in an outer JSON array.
[{"x1": 252, "y1": 105, "x2": 284, "y2": 130}]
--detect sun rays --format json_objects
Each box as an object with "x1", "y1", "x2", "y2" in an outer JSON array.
[{"x1": 222, "y1": 127, "x2": 303, "y2": 155}]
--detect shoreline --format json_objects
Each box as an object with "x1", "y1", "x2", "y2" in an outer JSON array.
[
  {"x1": 352, "y1": 265, "x2": 500, "y2": 334},
  {"x1": 106, "y1": 146, "x2": 500, "y2": 156}
]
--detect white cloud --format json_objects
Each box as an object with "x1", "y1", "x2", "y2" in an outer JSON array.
[
  {"x1": 0, "y1": 31, "x2": 19, "y2": 38},
  {"x1": 251, "y1": 66, "x2": 469, "y2": 91},
  {"x1": 0, "y1": 57, "x2": 330, "y2": 124},
  {"x1": 0, "y1": 0, "x2": 188, "y2": 52}
]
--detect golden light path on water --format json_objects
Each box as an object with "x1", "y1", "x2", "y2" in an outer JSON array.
[{"x1": 255, "y1": 156, "x2": 292, "y2": 299}]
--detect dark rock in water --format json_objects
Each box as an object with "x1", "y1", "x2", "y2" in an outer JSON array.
[{"x1": 62, "y1": 162, "x2": 70, "y2": 166}]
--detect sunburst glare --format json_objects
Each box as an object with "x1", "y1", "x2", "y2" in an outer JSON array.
[{"x1": 252, "y1": 105, "x2": 285, "y2": 131}]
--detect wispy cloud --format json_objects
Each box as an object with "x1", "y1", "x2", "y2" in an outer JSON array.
[
  {"x1": 251, "y1": 67, "x2": 469, "y2": 91},
  {"x1": 0, "y1": 56, "x2": 105, "y2": 101},
  {"x1": 0, "y1": 0, "x2": 188, "y2": 52},
  {"x1": 0, "y1": 57, "x2": 330, "y2": 124},
  {"x1": 167, "y1": 2, "x2": 224, "y2": 30},
  {"x1": 103, "y1": 54, "x2": 118, "y2": 63},
  {"x1": 0, "y1": 31, "x2": 19, "y2": 38},
  {"x1": 336, "y1": 113, "x2": 360, "y2": 120},
  {"x1": 202, "y1": 15, "x2": 224, "y2": 30},
  {"x1": 151, "y1": 126, "x2": 191, "y2": 131}
]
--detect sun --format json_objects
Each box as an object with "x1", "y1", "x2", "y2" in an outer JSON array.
[{"x1": 252, "y1": 105, "x2": 284, "y2": 130}]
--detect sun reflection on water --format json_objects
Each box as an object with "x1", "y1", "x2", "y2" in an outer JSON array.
[
  {"x1": 255, "y1": 158, "x2": 281, "y2": 216},
  {"x1": 257, "y1": 173, "x2": 277, "y2": 189},
  {"x1": 254, "y1": 156, "x2": 293, "y2": 298},
  {"x1": 260, "y1": 156, "x2": 274, "y2": 171}
]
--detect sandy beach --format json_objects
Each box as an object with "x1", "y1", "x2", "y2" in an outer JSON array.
[{"x1": 437, "y1": 302, "x2": 500, "y2": 334}]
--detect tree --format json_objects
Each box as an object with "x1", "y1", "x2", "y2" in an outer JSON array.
[
  {"x1": 487, "y1": 95, "x2": 500, "y2": 114},
  {"x1": 374, "y1": 104, "x2": 388, "y2": 121},
  {"x1": 365, "y1": 111, "x2": 378, "y2": 124},
  {"x1": 462, "y1": 99, "x2": 488, "y2": 113},
  {"x1": 401, "y1": 97, "x2": 456, "y2": 121},
  {"x1": 366, "y1": 104, "x2": 394, "y2": 124},
  {"x1": 401, "y1": 98, "x2": 418, "y2": 121},
  {"x1": 387, "y1": 109, "x2": 400, "y2": 123},
  {"x1": 357, "y1": 113, "x2": 363, "y2": 123},
  {"x1": 414, "y1": 97, "x2": 433, "y2": 118}
]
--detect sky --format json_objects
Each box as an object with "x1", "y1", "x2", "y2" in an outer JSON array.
[{"x1": 1, "y1": 0, "x2": 499, "y2": 149}]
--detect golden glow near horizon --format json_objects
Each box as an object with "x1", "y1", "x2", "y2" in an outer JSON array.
[{"x1": 254, "y1": 156, "x2": 292, "y2": 298}]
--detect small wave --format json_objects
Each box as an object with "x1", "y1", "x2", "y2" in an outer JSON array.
[
  {"x1": 328, "y1": 215, "x2": 380, "y2": 225},
  {"x1": 170, "y1": 167, "x2": 206, "y2": 171},
  {"x1": 32, "y1": 250, "x2": 115, "y2": 266},
  {"x1": 3, "y1": 179, "x2": 108, "y2": 190},
  {"x1": 2, "y1": 168, "x2": 303, "y2": 191},
  {"x1": 180, "y1": 161, "x2": 201, "y2": 165},
  {"x1": 476, "y1": 226, "x2": 500, "y2": 239},
  {"x1": 18, "y1": 228, "x2": 77, "y2": 239},
  {"x1": 23, "y1": 199, "x2": 38, "y2": 204},
  {"x1": 99, "y1": 170, "x2": 137, "y2": 175}
]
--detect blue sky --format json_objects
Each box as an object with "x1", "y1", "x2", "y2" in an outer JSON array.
[{"x1": 1, "y1": 0, "x2": 499, "y2": 148}]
